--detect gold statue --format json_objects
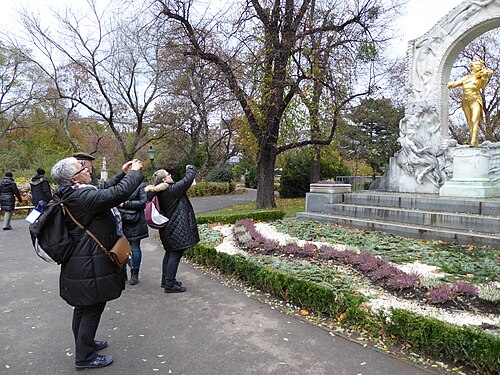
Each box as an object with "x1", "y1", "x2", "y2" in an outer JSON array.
[{"x1": 447, "y1": 58, "x2": 493, "y2": 147}]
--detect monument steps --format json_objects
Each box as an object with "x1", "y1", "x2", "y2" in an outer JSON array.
[
  {"x1": 343, "y1": 191, "x2": 500, "y2": 215},
  {"x1": 299, "y1": 191, "x2": 500, "y2": 248},
  {"x1": 324, "y1": 203, "x2": 499, "y2": 234}
]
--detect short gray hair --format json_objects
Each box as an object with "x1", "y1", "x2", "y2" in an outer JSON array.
[
  {"x1": 152, "y1": 169, "x2": 168, "y2": 186},
  {"x1": 51, "y1": 157, "x2": 79, "y2": 186}
]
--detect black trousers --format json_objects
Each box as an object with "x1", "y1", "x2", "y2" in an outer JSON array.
[
  {"x1": 72, "y1": 302, "x2": 106, "y2": 363},
  {"x1": 162, "y1": 250, "x2": 185, "y2": 287}
]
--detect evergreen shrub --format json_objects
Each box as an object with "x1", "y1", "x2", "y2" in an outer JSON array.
[
  {"x1": 189, "y1": 181, "x2": 236, "y2": 197},
  {"x1": 206, "y1": 164, "x2": 234, "y2": 183},
  {"x1": 244, "y1": 165, "x2": 257, "y2": 188},
  {"x1": 280, "y1": 154, "x2": 310, "y2": 198}
]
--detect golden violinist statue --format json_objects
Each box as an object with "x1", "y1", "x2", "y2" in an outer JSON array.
[{"x1": 447, "y1": 57, "x2": 494, "y2": 147}]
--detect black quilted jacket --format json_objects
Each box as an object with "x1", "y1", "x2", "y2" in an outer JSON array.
[
  {"x1": 56, "y1": 170, "x2": 144, "y2": 307},
  {"x1": 145, "y1": 165, "x2": 199, "y2": 251},
  {"x1": 0, "y1": 177, "x2": 22, "y2": 211}
]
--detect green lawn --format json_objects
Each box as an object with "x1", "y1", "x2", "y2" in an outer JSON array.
[{"x1": 199, "y1": 197, "x2": 305, "y2": 218}]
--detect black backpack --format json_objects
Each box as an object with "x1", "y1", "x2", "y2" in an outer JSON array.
[{"x1": 29, "y1": 196, "x2": 75, "y2": 264}]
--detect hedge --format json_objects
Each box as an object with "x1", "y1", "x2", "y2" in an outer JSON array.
[
  {"x1": 196, "y1": 210, "x2": 286, "y2": 224},
  {"x1": 188, "y1": 181, "x2": 236, "y2": 197}
]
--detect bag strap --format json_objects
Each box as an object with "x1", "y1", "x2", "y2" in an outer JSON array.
[{"x1": 62, "y1": 203, "x2": 113, "y2": 260}]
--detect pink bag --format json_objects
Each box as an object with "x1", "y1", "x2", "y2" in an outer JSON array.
[{"x1": 145, "y1": 195, "x2": 169, "y2": 229}]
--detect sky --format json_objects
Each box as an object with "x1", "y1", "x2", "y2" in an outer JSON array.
[
  {"x1": 391, "y1": 0, "x2": 463, "y2": 55},
  {"x1": 0, "y1": 0, "x2": 464, "y2": 57}
]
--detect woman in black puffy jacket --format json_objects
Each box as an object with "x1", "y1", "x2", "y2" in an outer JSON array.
[
  {"x1": 145, "y1": 165, "x2": 199, "y2": 293},
  {"x1": 51, "y1": 157, "x2": 143, "y2": 370},
  {"x1": 0, "y1": 172, "x2": 23, "y2": 230}
]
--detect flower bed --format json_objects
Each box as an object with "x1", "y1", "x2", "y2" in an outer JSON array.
[
  {"x1": 229, "y1": 219, "x2": 498, "y2": 318},
  {"x1": 194, "y1": 217, "x2": 500, "y2": 374}
]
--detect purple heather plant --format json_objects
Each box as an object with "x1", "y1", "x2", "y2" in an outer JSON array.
[
  {"x1": 317, "y1": 245, "x2": 341, "y2": 260},
  {"x1": 452, "y1": 281, "x2": 478, "y2": 296},
  {"x1": 234, "y1": 219, "x2": 254, "y2": 228},
  {"x1": 427, "y1": 285, "x2": 457, "y2": 304},
  {"x1": 262, "y1": 240, "x2": 280, "y2": 252},
  {"x1": 334, "y1": 250, "x2": 358, "y2": 264},
  {"x1": 358, "y1": 259, "x2": 381, "y2": 272},
  {"x1": 283, "y1": 243, "x2": 301, "y2": 255},
  {"x1": 370, "y1": 265, "x2": 398, "y2": 281},
  {"x1": 385, "y1": 272, "x2": 420, "y2": 291},
  {"x1": 351, "y1": 252, "x2": 376, "y2": 266},
  {"x1": 301, "y1": 243, "x2": 317, "y2": 257},
  {"x1": 247, "y1": 239, "x2": 262, "y2": 249},
  {"x1": 233, "y1": 219, "x2": 280, "y2": 252}
]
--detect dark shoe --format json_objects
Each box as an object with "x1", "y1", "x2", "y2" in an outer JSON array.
[
  {"x1": 3, "y1": 227, "x2": 11, "y2": 230},
  {"x1": 75, "y1": 354, "x2": 113, "y2": 370},
  {"x1": 161, "y1": 280, "x2": 182, "y2": 288},
  {"x1": 130, "y1": 273, "x2": 138, "y2": 285},
  {"x1": 94, "y1": 340, "x2": 108, "y2": 351},
  {"x1": 164, "y1": 284, "x2": 186, "y2": 293}
]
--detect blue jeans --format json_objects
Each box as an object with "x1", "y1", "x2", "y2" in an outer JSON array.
[{"x1": 128, "y1": 239, "x2": 142, "y2": 271}]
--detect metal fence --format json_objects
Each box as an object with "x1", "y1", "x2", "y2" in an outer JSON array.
[{"x1": 335, "y1": 176, "x2": 374, "y2": 191}]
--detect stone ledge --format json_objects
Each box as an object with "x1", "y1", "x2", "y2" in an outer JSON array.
[{"x1": 309, "y1": 183, "x2": 351, "y2": 194}]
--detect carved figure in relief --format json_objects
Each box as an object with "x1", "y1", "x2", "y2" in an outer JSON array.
[
  {"x1": 413, "y1": 38, "x2": 437, "y2": 99},
  {"x1": 447, "y1": 58, "x2": 494, "y2": 147},
  {"x1": 445, "y1": 0, "x2": 496, "y2": 36},
  {"x1": 411, "y1": 31, "x2": 448, "y2": 100},
  {"x1": 396, "y1": 129, "x2": 443, "y2": 187}
]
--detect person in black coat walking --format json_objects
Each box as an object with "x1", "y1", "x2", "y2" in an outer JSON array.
[
  {"x1": 118, "y1": 183, "x2": 148, "y2": 285},
  {"x1": 30, "y1": 167, "x2": 53, "y2": 206},
  {"x1": 51, "y1": 157, "x2": 144, "y2": 370},
  {"x1": 0, "y1": 172, "x2": 23, "y2": 230},
  {"x1": 145, "y1": 165, "x2": 199, "y2": 293}
]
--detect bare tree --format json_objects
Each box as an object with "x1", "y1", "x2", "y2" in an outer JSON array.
[
  {"x1": 154, "y1": 54, "x2": 239, "y2": 175},
  {"x1": 17, "y1": 0, "x2": 174, "y2": 160},
  {"x1": 157, "y1": 0, "x2": 403, "y2": 208},
  {"x1": 0, "y1": 42, "x2": 47, "y2": 139}
]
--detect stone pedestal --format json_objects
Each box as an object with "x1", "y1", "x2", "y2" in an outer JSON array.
[
  {"x1": 439, "y1": 147, "x2": 500, "y2": 198},
  {"x1": 305, "y1": 183, "x2": 351, "y2": 213}
]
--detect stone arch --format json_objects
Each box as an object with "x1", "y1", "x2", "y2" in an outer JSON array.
[
  {"x1": 381, "y1": 0, "x2": 500, "y2": 194},
  {"x1": 439, "y1": 16, "x2": 500, "y2": 132}
]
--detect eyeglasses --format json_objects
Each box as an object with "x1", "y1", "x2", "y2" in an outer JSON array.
[{"x1": 72, "y1": 166, "x2": 87, "y2": 177}]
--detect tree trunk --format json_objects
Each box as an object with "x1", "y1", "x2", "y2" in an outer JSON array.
[
  {"x1": 310, "y1": 145, "x2": 321, "y2": 183},
  {"x1": 256, "y1": 143, "x2": 277, "y2": 209}
]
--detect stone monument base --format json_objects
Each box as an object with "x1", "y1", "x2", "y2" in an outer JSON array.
[
  {"x1": 305, "y1": 183, "x2": 351, "y2": 213},
  {"x1": 439, "y1": 146, "x2": 500, "y2": 198}
]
